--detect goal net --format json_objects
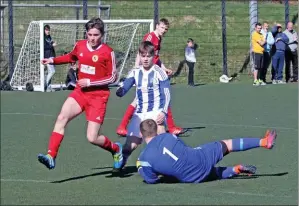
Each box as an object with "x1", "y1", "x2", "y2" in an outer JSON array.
[{"x1": 10, "y1": 19, "x2": 154, "y2": 92}]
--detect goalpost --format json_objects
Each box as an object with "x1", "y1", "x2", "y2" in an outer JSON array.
[{"x1": 10, "y1": 19, "x2": 154, "y2": 92}]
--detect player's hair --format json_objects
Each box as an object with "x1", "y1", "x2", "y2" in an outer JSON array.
[
  {"x1": 44, "y1": 25, "x2": 50, "y2": 31},
  {"x1": 255, "y1": 22, "x2": 262, "y2": 27},
  {"x1": 139, "y1": 41, "x2": 155, "y2": 56},
  {"x1": 140, "y1": 119, "x2": 158, "y2": 138},
  {"x1": 85, "y1": 17, "x2": 105, "y2": 34},
  {"x1": 158, "y1": 18, "x2": 170, "y2": 27}
]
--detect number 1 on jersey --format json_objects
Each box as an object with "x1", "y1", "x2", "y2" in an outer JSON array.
[{"x1": 163, "y1": 147, "x2": 178, "y2": 161}]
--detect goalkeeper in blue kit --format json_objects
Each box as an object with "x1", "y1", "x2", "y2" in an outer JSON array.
[{"x1": 137, "y1": 119, "x2": 277, "y2": 184}]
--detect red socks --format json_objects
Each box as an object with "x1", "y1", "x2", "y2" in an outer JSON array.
[
  {"x1": 47, "y1": 133, "x2": 119, "y2": 157},
  {"x1": 100, "y1": 136, "x2": 119, "y2": 154},
  {"x1": 166, "y1": 107, "x2": 176, "y2": 129},
  {"x1": 47, "y1": 132, "x2": 64, "y2": 158},
  {"x1": 119, "y1": 104, "x2": 135, "y2": 128}
]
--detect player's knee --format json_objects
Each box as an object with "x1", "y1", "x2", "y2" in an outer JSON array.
[
  {"x1": 124, "y1": 141, "x2": 138, "y2": 151},
  {"x1": 124, "y1": 136, "x2": 141, "y2": 151},
  {"x1": 130, "y1": 142, "x2": 139, "y2": 150},
  {"x1": 56, "y1": 113, "x2": 69, "y2": 125},
  {"x1": 86, "y1": 131, "x2": 98, "y2": 144},
  {"x1": 220, "y1": 139, "x2": 231, "y2": 154}
]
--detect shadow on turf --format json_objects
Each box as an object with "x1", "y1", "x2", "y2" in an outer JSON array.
[
  {"x1": 51, "y1": 170, "x2": 288, "y2": 184},
  {"x1": 203, "y1": 172, "x2": 289, "y2": 182},
  {"x1": 50, "y1": 166, "x2": 137, "y2": 183},
  {"x1": 158, "y1": 172, "x2": 289, "y2": 184},
  {"x1": 192, "y1": 83, "x2": 206, "y2": 87},
  {"x1": 169, "y1": 126, "x2": 205, "y2": 137},
  {"x1": 170, "y1": 82, "x2": 206, "y2": 87},
  {"x1": 233, "y1": 172, "x2": 289, "y2": 179}
]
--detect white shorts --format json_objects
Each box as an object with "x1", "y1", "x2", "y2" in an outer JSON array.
[{"x1": 127, "y1": 110, "x2": 163, "y2": 138}]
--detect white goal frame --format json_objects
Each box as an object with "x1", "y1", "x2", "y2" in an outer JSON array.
[{"x1": 11, "y1": 19, "x2": 154, "y2": 92}]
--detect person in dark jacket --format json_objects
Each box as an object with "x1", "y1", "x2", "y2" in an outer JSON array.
[
  {"x1": 65, "y1": 62, "x2": 78, "y2": 90},
  {"x1": 44, "y1": 25, "x2": 57, "y2": 91},
  {"x1": 271, "y1": 24, "x2": 289, "y2": 84}
]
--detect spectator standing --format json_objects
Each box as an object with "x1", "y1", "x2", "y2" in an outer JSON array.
[
  {"x1": 260, "y1": 22, "x2": 274, "y2": 83},
  {"x1": 44, "y1": 25, "x2": 57, "y2": 91},
  {"x1": 174, "y1": 38, "x2": 198, "y2": 86},
  {"x1": 185, "y1": 38, "x2": 197, "y2": 86},
  {"x1": 283, "y1": 21, "x2": 298, "y2": 82},
  {"x1": 271, "y1": 24, "x2": 289, "y2": 84},
  {"x1": 251, "y1": 23, "x2": 266, "y2": 86}
]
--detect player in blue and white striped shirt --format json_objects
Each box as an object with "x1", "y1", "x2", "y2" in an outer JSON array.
[{"x1": 115, "y1": 41, "x2": 171, "y2": 171}]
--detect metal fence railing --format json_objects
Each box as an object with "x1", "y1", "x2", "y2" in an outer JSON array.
[{"x1": 1, "y1": 0, "x2": 297, "y2": 83}]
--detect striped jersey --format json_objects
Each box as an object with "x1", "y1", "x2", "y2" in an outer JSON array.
[{"x1": 117, "y1": 64, "x2": 170, "y2": 114}]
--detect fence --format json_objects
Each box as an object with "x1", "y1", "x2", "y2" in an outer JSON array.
[{"x1": 1, "y1": 0, "x2": 297, "y2": 83}]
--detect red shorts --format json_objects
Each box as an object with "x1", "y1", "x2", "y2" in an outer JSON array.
[{"x1": 69, "y1": 88, "x2": 110, "y2": 124}]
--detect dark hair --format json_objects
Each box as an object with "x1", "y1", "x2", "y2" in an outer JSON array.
[
  {"x1": 26, "y1": 82, "x2": 34, "y2": 92},
  {"x1": 158, "y1": 18, "x2": 170, "y2": 27},
  {"x1": 85, "y1": 17, "x2": 105, "y2": 34},
  {"x1": 140, "y1": 119, "x2": 158, "y2": 138},
  {"x1": 139, "y1": 41, "x2": 155, "y2": 56},
  {"x1": 255, "y1": 22, "x2": 262, "y2": 27},
  {"x1": 44, "y1": 25, "x2": 50, "y2": 31},
  {"x1": 187, "y1": 38, "x2": 194, "y2": 43}
]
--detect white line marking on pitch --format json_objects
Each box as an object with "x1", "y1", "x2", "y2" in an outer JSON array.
[
  {"x1": 219, "y1": 191, "x2": 293, "y2": 198},
  {"x1": 1, "y1": 112, "x2": 297, "y2": 131}
]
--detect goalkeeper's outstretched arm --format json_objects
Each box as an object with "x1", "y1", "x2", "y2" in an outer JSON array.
[{"x1": 137, "y1": 160, "x2": 160, "y2": 184}]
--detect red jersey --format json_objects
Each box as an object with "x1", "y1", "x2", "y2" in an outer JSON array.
[
  {"x1": 53, "y1": 40, "x2": 117, "y2": 87},
  {"x1": 143, "y1": 32, "x2": 162, "y2": 64}
]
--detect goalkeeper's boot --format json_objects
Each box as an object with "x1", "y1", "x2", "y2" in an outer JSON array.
[
  {"x1": 112, "y1": 142, "x2": 124, "y2": 172},
  {"x1": 234, "y1": 164, "x2": 257, "y2": 175},
  {"x1": 263, "y1": 129, "x2": 277, "y2": 149},
  {"x1": 38, "y1": 154, "x2": 55, "y2": 170},
  {"x1": 116, "y1": 126, "x2": 127, "y2": 137},
  {"x1": 169, "y1": 127, "x2": 188, "y2": 136}
]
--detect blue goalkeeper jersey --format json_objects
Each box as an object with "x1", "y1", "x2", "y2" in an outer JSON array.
[{"x1": 137, "y1": 133, "x2": 213, "y2": 184}]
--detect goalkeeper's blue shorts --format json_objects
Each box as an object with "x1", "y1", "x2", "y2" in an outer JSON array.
[
  {"x1": 194, "y1": 141, "x2": 224, "y2": 167},
  {"x1": 179, "y1": 142, "x2": 224, "y2": 183}
]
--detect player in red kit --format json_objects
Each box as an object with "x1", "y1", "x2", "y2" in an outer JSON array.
[
  {"x1": 116, "y1": 18, "x2": 187, "y2": 137},
  {"x1": 37, "y1": 17, "x2": 123, "y2": 170}
]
